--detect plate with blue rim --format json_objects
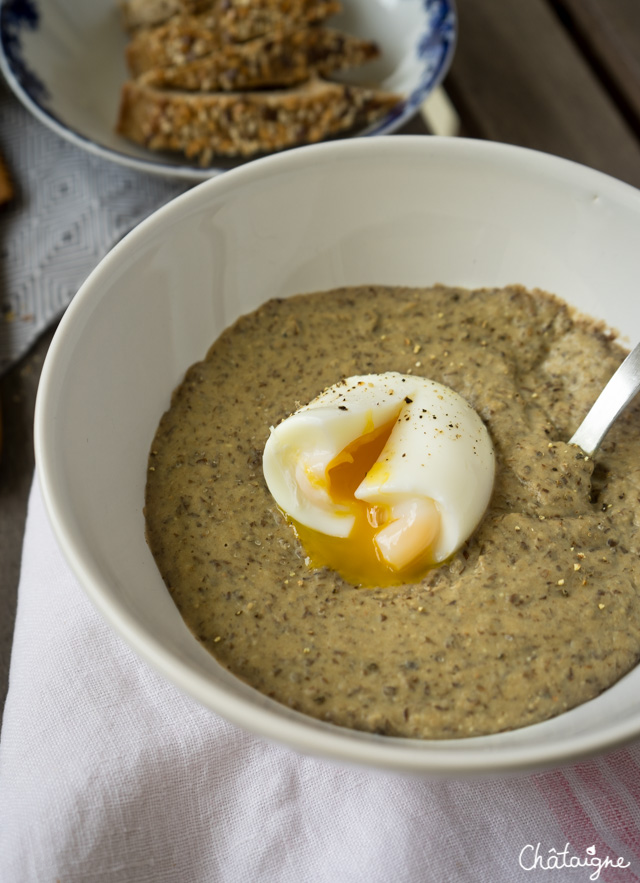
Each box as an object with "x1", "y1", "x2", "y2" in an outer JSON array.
[{"x1": 0, "y1": 0, "x2": 456, "y2": 180}]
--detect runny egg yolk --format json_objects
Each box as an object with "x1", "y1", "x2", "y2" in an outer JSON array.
[
  {"x1": 291, "y1": 418, "x2": 440, "y2": 587},
  {"x1": 262, "y1": 372, "x2": 495, "y2": 590}
]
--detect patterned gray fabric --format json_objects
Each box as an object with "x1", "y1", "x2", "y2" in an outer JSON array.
[{"x1": 0, "y1": 79, "x2": 188, "y2": 374}]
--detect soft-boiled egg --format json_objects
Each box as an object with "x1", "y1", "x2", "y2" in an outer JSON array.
[{"x1": 262, "y1": 372, "x2": 495, "y2": 587}]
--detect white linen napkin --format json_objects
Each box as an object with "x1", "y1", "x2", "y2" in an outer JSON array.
[{"x1": 2, "y1": 475, "x2": 640, "y2": 883}]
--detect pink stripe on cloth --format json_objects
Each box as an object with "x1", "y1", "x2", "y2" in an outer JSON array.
[
  {"x1": 573, "y1": 760, "x2": 640, "y2": 865},
  {"x1": 605, "y1": 750, "x2": 640, "y2": 809},
  {"x1": 534, "y1": 763, "x2": 639, "y2": 883}
]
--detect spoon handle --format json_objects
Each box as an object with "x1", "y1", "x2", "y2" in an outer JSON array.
[{"x1": 569, "y1": 341, "x2": 640, "y2": 456}]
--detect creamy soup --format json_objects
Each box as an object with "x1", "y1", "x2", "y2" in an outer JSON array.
[{"x1": 145, "y1": 285, "x2": 640, "y2": 738}]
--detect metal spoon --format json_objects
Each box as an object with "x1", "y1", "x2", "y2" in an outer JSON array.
[{"x1": 569, "y1": 341, "x2": 640, "y2": 456}]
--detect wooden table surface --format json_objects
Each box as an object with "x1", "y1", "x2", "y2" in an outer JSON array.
[{"x1": 1, "y1": 0, "x2": 639, "y2": 721}]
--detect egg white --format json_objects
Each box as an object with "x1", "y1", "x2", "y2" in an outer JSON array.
[{"x1": 263, "y1": 372, "x2": 495, "y2": 571}]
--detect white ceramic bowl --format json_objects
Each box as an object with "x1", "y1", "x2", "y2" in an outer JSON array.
[
  {"x1": 35, "y1": 137, "x2": 640, "y2": 777},
  {"x1": 0, "y1": 0, "x2": 456, "y2": 179}
]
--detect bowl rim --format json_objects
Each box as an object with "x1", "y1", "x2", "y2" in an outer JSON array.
[
  {"x1": 35, "y1": 135, "x2": 640, "y2": 776},
  {"x1": 0, "y1": 0, "x2": 458, "y2": 180}
]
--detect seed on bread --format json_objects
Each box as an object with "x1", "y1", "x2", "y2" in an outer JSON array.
[
  {"x1": 136, "y1": 27, "x2": 379, "y2": 92},
  {"x1": 116, "y1": 77, "x2": 401, "y2": 163}
]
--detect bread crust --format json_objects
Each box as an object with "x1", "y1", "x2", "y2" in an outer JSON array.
[
  {"x1": 116, "y1": 77, "x2": 401, "y2": 163},
  {"x1": 126, "y1": 0, "x2": 342, "y2": 72},
  {"x1": 0, "y1": 154, "x2": 13, "y2": 205},
  {"x1": 136, "y1": 27, "x2": 379, "y2": 91},
  {"x1": 120, "y1": 0, "x2": 211, "y2": 30}
]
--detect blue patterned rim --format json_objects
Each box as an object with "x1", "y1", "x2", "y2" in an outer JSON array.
[
  {"x1": 0, "y1": 0, "x2": 457, "y2": 179},
  {"x1": 0, "y1": 0, "x2": 46, "y2": 100},
  {"x1": 365, "y1": 0, "x2": 457, "y2": 136}
]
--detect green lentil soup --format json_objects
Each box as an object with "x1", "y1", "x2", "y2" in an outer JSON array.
[{"x1": 144, "y1": 284, "x2": 640, "y2": 739}]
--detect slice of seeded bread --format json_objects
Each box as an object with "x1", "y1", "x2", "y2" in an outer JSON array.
[
  {"x1": 125, "y1": 0, "x2": 342, "y2": 74},
  {"x1": 120, "y1": 0, "x2": 211, "y2": 30},
  {"x1": 136, "y1": 27, "x2": 379, "y2": 91},
  {"x1": 0, "y1": 153, "x2": 13, "y2": 205},
  {"x1": 116, "y1": 77, "x2": 401, "y2": 163}
]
